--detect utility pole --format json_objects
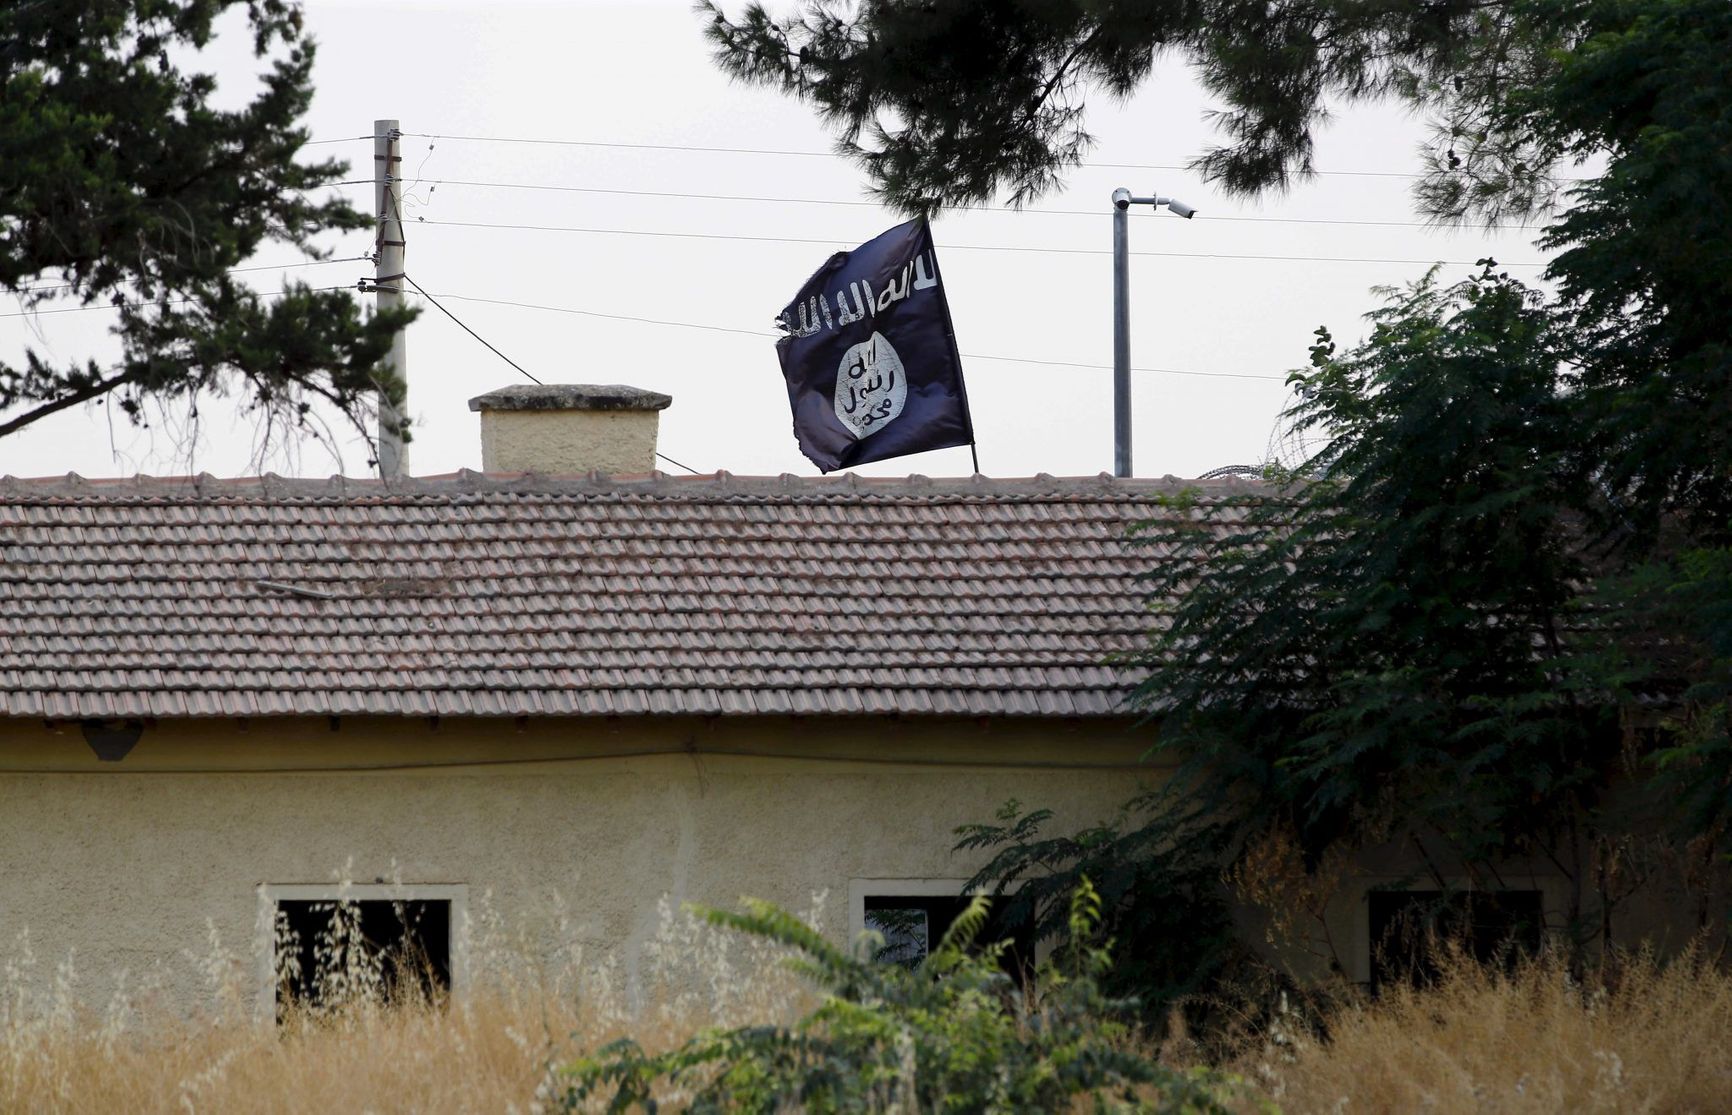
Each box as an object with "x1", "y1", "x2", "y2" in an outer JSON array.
[
  {"x1": 373, "y1": 118, "x2": 408, "y2": 478},
  {"x1": 1110, "y1": 187, "x2": 1199, "y2": 478}
]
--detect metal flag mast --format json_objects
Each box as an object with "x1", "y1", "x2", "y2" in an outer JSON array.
[{"x1": 1111, "y1": 186, "x2": 1197, "y2": 478}]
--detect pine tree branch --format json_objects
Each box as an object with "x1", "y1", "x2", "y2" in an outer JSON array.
[{"x1": 0, "y1": 368, "x2": 146, "y2": 439}]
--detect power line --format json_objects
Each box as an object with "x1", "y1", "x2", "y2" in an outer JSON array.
[
  {"x1": 0, "y1": 285, "x2": 354, "y2": 321},
  {"x1": 399, "y1": 276, "x2": 703, "y2": 474},
  {"x1": 12, "y1": 256, "x2": 373, "y2": 298},
  {"x1": 321, "y1": 176, "x2": 1537, "y2": 232},
  {"x1": 391, "y1": 131, "x2": 1584, "y2": 184},
  {"x1": 425, "y1": 292, "x2": 772, "y2": 340},
  {"x1": 421, "y1": 291, "x2": 1287, "y2": 383},
  {"x1": 404, "y1": 217, "x2": 1546, "y2": 267},
  {"x1": 967, "y1": 352, "x2": 1284, "y2": 382},
  {"x1": 387, "y1": 132, "x2": 1487, "y2": 181},
  {"x1": 401, "y1": 274, "x2": 543, "y2": 385},
  {"x1": 310, "y1": 132, "x2": 1589, "y2": 194}
]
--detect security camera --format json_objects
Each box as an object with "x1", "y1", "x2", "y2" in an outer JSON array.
[
  {"x1": 1111, "y1": 187, "x2": 1132, "y2": 210},
  {"x1": 1165, "y1": 199, "x2": 1198, "y2": 219}
]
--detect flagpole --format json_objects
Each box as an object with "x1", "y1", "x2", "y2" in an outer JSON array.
[{"x1": 924, "y1": 217, "x2": 981, "y2": 476}]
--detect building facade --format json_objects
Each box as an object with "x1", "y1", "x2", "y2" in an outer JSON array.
[{"x1": 0, "y1": 388, "x2": 1208, "y2": 1009}]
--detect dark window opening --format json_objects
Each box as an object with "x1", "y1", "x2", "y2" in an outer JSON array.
[
  {"x1": 274, "y1": 899, "x2": 451, "y2": 1012},
  {"x1": 864, "y1": 894, "x2": 1033, "y2": 977},
  {"x1": 1368, "y1": 889, "x2": 1544, "y2": 994}
]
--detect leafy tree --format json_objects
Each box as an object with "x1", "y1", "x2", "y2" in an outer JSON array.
[
  {"x1": 1467, "y1": 0, "x2": 1732, "y2": 884},
  {"x1": 1533, "y1": 0, "x2": 1732, "y2": 543},
  {"x1": 718, "y1": 0, "x2": 1732, "y2": 986},
  {"x1": 699, "y1": 0, "x2": 1586, "y2": 215},
  {"x1": 557, "y1": 884, "x2": 1233, "y2": 1114},
  {"x1": 1137, "y1": 264, "x2": 1614, "y2": 877},
  {"x1": 0, "y1": 0, "x2": 412, "y2": 453},
  {"x1": 703, "y1": 0, "x2": 1730, "y2": 535},
  {"x1": 965, "y1": 266, "x2": 1637, "y2": 990}
]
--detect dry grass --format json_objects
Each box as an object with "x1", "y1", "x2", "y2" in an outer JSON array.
[
  {"x1": 3, "y1": 989, "x2": 594, "y2": 1114},
  {"x1": 6, "y1": 906, "x2": 1732, "y2": 1113},
  {"x1": 1242, "y1": 950, "x2": 1732, "y2": 1113},
  {"x1": 0, "y1": 892, "x2": 819, "y2": 1114}
]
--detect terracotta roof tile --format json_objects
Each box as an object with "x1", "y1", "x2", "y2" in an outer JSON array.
[{"x1": 0, "y1": 471, "x2": 1265, "y2": 719}]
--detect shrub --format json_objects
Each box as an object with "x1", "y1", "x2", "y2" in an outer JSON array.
[{"x1": 554, "y1": 881, "x2": 1233, "y2": 1114}]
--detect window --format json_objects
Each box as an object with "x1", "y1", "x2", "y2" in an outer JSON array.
[
  {"x1": 1367, "y1": 889, "x2": 1544, "y2": 993},
  {"x1": 256, "y1": 884, "x2": 466, "y2": 1015},
  {"x1": 851, "y1": 880, "x2": 1033, "y2": 974}
]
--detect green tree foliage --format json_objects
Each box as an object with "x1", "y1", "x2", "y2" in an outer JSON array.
[
  {"x1": 710, "y1": 0, "x2": 1731, "y2": 992},
  {"x1": 699, "y1": 0, "x2": 1588, "y2": 215},
  {"x1": 557, "y1": 885, "x2": 1233, "y2": 1114},
  {"x1": 1134, "y1": 265, "x2": 1624, "y2": 896},
  {"x1": 954, "y1": 794, "x2": 1243, "y2": 1027},
  {"x1": 1629, "y1": 551, "x2": 1732, "y2": 844},
  {"x1": 1536, "y1": 0, "x2": 1732, "y2": 543},
  {"x1": 0, "y1": 0, "x2": 413, "y2": 451},
  {"x1": 962, "y1": 267, "x2": 1636, "y2": 990},
  {"x1": 1506, "y1": 0, "x2": 1732, "y2": 869}
]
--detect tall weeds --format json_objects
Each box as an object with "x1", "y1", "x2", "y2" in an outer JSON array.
[
  {"x1": 4, "y1": 900, "x2": 1731, "y2": 1112},
  {"x1": 1244, "y1": 949, "x2": 1732, "y2": 1113},
  {"x1": 0, "y1": 890, "x2": 819, "y2": 1114}
]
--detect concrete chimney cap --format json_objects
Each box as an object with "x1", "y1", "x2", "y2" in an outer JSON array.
[{"x1": 467, "y1": 384, "x2": 673, "y2": 414}]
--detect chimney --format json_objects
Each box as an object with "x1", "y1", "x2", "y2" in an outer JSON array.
[{"x1": 468, "y1": 384, "x2": 672, "y2": 475}]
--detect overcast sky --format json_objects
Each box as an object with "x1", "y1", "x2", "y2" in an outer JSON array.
[{"x1": 0, "y1": 0, "x2": 1555, "y2": 482}]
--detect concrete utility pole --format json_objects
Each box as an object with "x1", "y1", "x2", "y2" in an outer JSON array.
[
  {"x1": 1110, "y1": 187, "x2": 1198, "y2": 478},
  {"x1": 374, "y1": 118, "x2": 408, "y2": 478}
]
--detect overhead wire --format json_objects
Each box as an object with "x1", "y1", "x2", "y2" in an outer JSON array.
[
  {"x1": 363, "y1": 156, "x2": 1294, "y2": 388},
  {"x1": 0, "y1": 134, "x2": 1474, "y2": 420},
  {"x1": 0, "y1": 285, "x2": 355, "y2": 321},
  {"x1": 397, "y1": 275, "x2": 704, "y2": 474},
  {"x1": 6, "y1": 272, "x2": 1284, "y2": 383},
  {"x1": 420, "y1": 291, "x2": 1289, "y2": 383},
  {"x1": 344, "y1": 155, "x2": 1543, "y2": 266},
  {"x1": 401, "y1": 274, "x2": 543, "y2": 386},
  {"x1": 402, "y1": 218, "x2": 1547, "y2": 268},
  {"x1": 385, "y1": 131, "x2": 1587, "y2": 183},
  {"x1": 314, "y1": 176, "x2": 1540, "y2": 232},
  {"x1": 11, "y1": 256, "x2": 374, "y2": 298},
  {"x1": 379, "y1": 184, "x2": 702, "y2": 475}
]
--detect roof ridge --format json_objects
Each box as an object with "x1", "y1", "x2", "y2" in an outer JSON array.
[{"x1": 0, "y1": 470, "x2": 1273, "y2": 501}]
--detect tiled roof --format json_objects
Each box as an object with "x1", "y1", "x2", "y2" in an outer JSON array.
[{"x1": 0, "y1": 471, "x2": 1259, "y2": 719}]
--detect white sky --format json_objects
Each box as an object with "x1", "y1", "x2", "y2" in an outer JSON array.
[{"x1": 0, "y1": 0, "x2": 1553, "y2": 482}]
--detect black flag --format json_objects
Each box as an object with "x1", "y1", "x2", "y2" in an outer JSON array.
[{"x1": 775, "y1": 217, "x2": 974, "y2": 473}]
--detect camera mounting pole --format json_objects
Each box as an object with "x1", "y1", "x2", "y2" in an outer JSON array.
[{"x1": 1111, "y1": 187, "x2": 1197, "y2": 478}]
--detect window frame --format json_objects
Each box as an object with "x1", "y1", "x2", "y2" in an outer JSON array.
[
  {"x1": 1347, "y1": 874, "x2": 1564, "y2": 987},
  {"x1": 254, "y1": 882, "x2": 468, "y2": 1016},
  {"x1": 847, "y1": 877, "x2": 1034, "y2": 963}
]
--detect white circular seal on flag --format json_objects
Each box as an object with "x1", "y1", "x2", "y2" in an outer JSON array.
[{"x1": 833, "y1": 331, "x2": 907, "y2": 440}]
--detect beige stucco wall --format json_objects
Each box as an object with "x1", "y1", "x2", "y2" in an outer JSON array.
[
  {"x1": 478, "y1": 408, "x2": 660, "y2": 474},
  {"x1": 1244, "y1": 832, "x2": 1725, "y2": 988},
  {"x1": 0, "y1": 715, "x2": 1162, "y2": 1012}
]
